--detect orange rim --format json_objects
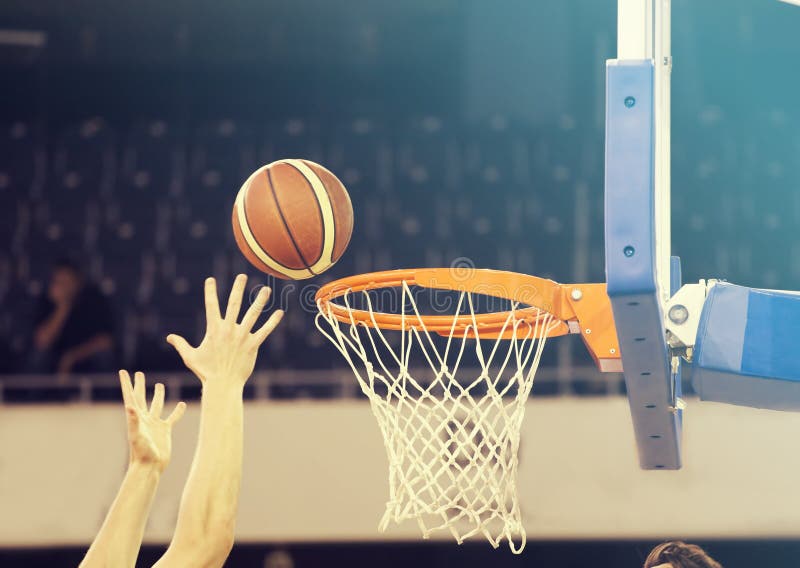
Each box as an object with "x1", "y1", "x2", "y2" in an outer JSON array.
[
  {"x1": 315, "y1": 268, "x2": 573, "y2": 338},
  {"x1": 316, "y1": 268, "x2": 622, "y2": 370}
]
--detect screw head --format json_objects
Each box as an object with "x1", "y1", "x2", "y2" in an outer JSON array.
[
  {"x1": 570, "y1": 289, "x2": 583, "y2": 301},
  {"x1": 668, "y1": 304, "x2": 689, "y2": 325},
  {"x1": 624, "y1": 96, "x2": 636, "y2": 108},
  {"x1": 610, "y1": 348, "x2": 616, "y2": 354},
  {"x1": 623, "y1": 245, "x2": 635, "y2": 257},
  {"x1": 585, "y1": 329, "x2": 592, "y2": 335}
]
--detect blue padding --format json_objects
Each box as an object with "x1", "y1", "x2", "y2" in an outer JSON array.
[
  {"x1": 693, "y1": 283, "x2": 800, "y2": 410},
  {"x1": 605, "y1": 60, "x2": 681, "y2": 470},
  {"x1": 605, "y1": 65, "x2": 657, "y2": 298}
]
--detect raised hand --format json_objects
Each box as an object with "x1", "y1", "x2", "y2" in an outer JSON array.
[
  {"x1": 152, "y1": 275, "x2": 284, "y2": 567},
  {"x1": 81, "y1": 371, "x2": 185, "y2": 567},
  {"x1": 119, "y1": 370, "x2": 186, "y2": 472},
  {"x1": 165, "y1": 274, "x2": 284, "y2": 387}
]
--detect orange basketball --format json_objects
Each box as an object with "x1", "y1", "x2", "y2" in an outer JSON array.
[{"x1": 232, "y1": 159, "x2": 354, "y2": 280}]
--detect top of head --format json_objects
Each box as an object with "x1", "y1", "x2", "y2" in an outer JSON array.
[{"x1": 232, "y1": 159, "x2": 354, "y2": 281}]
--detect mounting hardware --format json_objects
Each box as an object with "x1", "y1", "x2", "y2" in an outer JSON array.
[
  {"x1": 570, "y1": 289, "x2": 583, "y2": 301},
  {"x1": 668, "y1": 304, "x2": 689, "y2": 325},
  {"x1": 664, "y1": 280, "x2": 716, "y2": 350},
  {"x1": 668, "y1": 397, "x2": 688, "y2": 414}
]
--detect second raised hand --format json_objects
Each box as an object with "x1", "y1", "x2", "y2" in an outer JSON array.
[
  {"x1": 166, "y1": 274, "x2": 284, "y2": 386},
  {"x1": 119, "y1": 370, "x2": 186, "y2": 472}
]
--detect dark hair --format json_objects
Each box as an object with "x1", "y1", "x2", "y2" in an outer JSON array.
[{"x1": 644, "y1": 541, "x2": 722, "y2": 568}]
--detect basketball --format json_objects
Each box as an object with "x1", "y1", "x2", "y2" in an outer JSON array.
[{"x1": 232, "y1": 159, "x2": 354, "y2": 280}]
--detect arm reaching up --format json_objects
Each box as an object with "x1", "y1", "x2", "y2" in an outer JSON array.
[
  {"x1": 80, "y1": 371, "x2": 186, "y2": 568},
  {"x1": 154, "y1": 275, "x2": 283, "y2": 568}
]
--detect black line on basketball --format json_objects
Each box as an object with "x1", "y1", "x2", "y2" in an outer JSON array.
[
  {"x1": 285, "y1": 161, "x2": 325, "y2": 270},
  {"x1": 239, "y1": 185, "x2": 297, "y2": 273},
  {"x1": 267, "y1": 166, "x2": 316, "y2": 275},
  {"x1": 302, "y1": 159, "x2": 338, "y2": 262}
]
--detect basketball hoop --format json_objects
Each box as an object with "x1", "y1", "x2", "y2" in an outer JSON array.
[{"x1": 315, "y1": 268, "x2": 619, "y2": 553}]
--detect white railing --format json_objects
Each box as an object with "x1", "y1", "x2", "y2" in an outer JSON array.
[{"x1": 0, "y1": 365, "x2": 622, "y2": 403}]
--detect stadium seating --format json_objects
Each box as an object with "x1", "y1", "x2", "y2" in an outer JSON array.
[{"x1": 0, "y1": 109, "x2": 797, "y2": 397}]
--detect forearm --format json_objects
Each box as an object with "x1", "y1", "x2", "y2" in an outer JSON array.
[
  {"x1": 80, "y1": 461, "x2": 161, "y2": 568},
  {"x1": 156, "y1": 275, "x2": 282, "y2": 567},
  {"x1": 33, "y1": 305, "x2": 70, "y2": 349},
  {"x1": 172, "y1": 382, "x2": 244, "y2": 545}
]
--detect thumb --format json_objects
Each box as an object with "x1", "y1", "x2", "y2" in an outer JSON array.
[
  {"x1": 166, "y1": 334, "x2": 194, "y2": 363},
  {"x1": 166, "y1": 401, "x2": 187, "y2": 426}
]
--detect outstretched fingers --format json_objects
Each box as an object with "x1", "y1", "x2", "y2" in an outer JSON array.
[
  {"x1": 204, "y1": 277, "x2": 222, "y2": 325},
  {"x1": 150, "y1": 382, "x2": 165, "y2": 417},
  {"x1": 119, "y1": 370, "x2": 136, "y2": 409},
  {"x1": 166, "y1": 334, "x2": 194, "y2": 363},
  {"x1": 122, "y1": 368, "x2": 184, "y2": 425},
  {"x1": 252, "y1": 309, "x2": 285, "y2": 346},
  {"x1": 133, "y1": 371, "x2": 147, "y2": 409},
  {"x1": 165, "y1": 401, "x2": 187, "y2": 426},
  {"x1": 225, "y1": 273, "x2": 248, "y2": 322},
  {"x1": 241, "y1": 286, "x2": 271, "y2": 332}
]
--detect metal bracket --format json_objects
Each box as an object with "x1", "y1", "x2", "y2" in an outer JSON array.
[{"x1": 664, "y1": 279, "x2": 717, "y2": 356}]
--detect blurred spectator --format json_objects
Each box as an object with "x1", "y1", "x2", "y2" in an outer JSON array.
[
  {"x1": 26, "y1": 259, "x2": 115, "y2": 376},
  {"x1": 263, "y1": 549, "x2": 294, "y2": 568}
]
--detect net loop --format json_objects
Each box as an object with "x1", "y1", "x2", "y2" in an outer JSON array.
[{"x1": 316, "y1": 280, "x2": 558, "y2": 554}]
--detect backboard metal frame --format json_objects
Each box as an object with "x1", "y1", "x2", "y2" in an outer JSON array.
[{"x1": 605, "y1": 0, "x2": 682, "y2": 469}]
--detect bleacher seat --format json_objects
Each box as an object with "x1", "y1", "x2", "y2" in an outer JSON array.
[
  {"x1": 0, "y1": 121, "x2": 46, "y2": 199},
  {"x1": 395, "y1": 115, "x2": 459, "y2": 191},
  {"x1": 121, "y1": 119, "x2": 185, "y2": 197},
  {"x1": 1, "y1": 109, "x2": 795, "y2": 388},
  {"x1": 326, "y1": 117, "x2": 389, "y2": 198},
  {"x1": 263, "y1": 118, "x2": 324, "y2": 165},
  {"x1": 50, "y1": 118, "x2": 116, "y2": 202}
]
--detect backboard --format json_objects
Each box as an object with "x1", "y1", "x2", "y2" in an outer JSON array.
[{"x1": 605, "y1": 0, "x2": 683, "y2": 469}]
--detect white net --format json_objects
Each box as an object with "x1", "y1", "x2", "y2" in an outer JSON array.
[{"x1": 316, "y1": 282, "x2": 557, "y2": 553}]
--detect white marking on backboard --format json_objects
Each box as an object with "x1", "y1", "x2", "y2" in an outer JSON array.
[{"x1": 617, "y1": 0, "x2": 672, "y2": 305}]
